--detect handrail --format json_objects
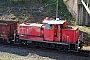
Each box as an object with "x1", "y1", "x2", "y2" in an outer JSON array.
[
  {"x1": 62, "y1": 34, "x2": 70, "y2": 43},
  {"x1": 79, "y1": 33, "x2": 84, "y2": 42},
  {"x1": 81, "y1": 0, "x2": 90, "y2": 15}
]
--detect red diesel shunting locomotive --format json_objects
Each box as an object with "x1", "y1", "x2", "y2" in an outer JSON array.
[{"x1": 18, "y1": 18, "x2": 80, "y2": 51}]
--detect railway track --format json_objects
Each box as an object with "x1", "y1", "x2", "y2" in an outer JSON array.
[{"x1": 0, "y1": 42, "x2": 90, "y2": 57}]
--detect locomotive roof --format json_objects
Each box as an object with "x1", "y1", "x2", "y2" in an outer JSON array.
[
  {"x1": 43, "y1": 20, "x2": 67, "y2": 24},
  {"x1": 20, "y1": 23, "x2": 43, "y2": 27}
]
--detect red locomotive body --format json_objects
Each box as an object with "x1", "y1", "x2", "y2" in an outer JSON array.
[
  {"x1": 18, "y1": 19, "x2": 79, "y2": 51},
  {"x1": 62, "y1": 28, "x2": 79, "y2": 43}
]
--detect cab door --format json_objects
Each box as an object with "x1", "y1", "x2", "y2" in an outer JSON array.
[{"x1": 44, "y1": 24, "x2": 54, "y2": 42}]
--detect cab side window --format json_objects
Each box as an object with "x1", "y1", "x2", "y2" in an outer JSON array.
[
  {"x1": 45, "y1": 24, "x2": 50, "y2": 30},
  {"x1": 45, "y1": 24, "x2": 52, "y2": 30}
]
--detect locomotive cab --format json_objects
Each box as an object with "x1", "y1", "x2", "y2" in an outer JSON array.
[
  {"x1": 43, "y1": 18, "x2": 79, "y2": 50},
  {"x1": 43, "y1": 18, "x2": 68, "y2": 42}
]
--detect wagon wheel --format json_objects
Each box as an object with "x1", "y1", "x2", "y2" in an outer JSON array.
[
  {"x1": 7, "y1": 38, "x2": 11, "y2": 44},
  {"x1": 3, "y1": 38, "x2": 10, "y2": 44}
]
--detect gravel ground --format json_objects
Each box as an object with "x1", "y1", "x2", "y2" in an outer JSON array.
[
  {"x1": 0, "y1": 45, "x2": 90, "y2": 60},
  {"x1": 81, "y1": 46, "x2": 90, "y2": 51}
]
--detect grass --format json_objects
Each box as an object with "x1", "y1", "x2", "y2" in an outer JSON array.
[
  {"x1": 79, "y1": 26, "x2": 90, "y2": 35},
  {"x1": 79, "y1": 26, "x2": 90, "y2": 39},
  {"x1": 71, "y1": 25, "x2": 90, "y2": 44},
  {"x1": 0, "y1": 57, "x2": 12, "y2": 60},
  {"x1": 70, "y1": 19, "x2": 90, "y2": 42}
]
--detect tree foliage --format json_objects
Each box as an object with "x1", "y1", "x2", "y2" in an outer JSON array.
[{"x1": 9, "y1": 0, "x2": 48, "y2": 3}]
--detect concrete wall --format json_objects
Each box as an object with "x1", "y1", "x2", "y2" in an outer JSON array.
[
  {"x1": 64, "y1": 0, "x2": 78, "y2": 19},
  {"x1": 64, "y1": 0, "x2": 90, "y2": 26}
]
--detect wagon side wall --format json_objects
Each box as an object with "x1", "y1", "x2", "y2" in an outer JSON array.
[{"x1": 0, "y1": 21, "x2": 18, "y2": 40}]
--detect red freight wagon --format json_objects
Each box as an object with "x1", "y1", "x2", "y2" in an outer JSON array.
[{"x1": 0, "y1": 20, "x2": 18, "y2": 43}]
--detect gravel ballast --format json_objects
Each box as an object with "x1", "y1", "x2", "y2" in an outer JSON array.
[{"x1": 0, "y1": 45, "x2": 90, "y2": 60}]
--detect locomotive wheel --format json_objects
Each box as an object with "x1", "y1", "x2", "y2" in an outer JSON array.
[
  {"x1": 20, "y1": 40, "x2": 27, "y2": 45},
  {"x1": 2, "y1": 39, "x2": 11, "y2": 44},
  {"x1": 41, "y1": 42, "x2": 47, "y2": 49},
  {"x1": 38, "y1": 42, "x2": 42, "y2": 47},
  {"x1": 58, "y1": 45, "x2": 64, "y2": 51},
  {"x1": 50, "y1": 44, "x2": 55, "y2": 49}
]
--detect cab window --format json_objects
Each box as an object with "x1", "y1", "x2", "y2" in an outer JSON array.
[
  {"x1": 45, "y1": 24, "x2": 50, "y2": 30},
  {"x1": 45, "y1": 24, "x2": 52, "y2": 30}
]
